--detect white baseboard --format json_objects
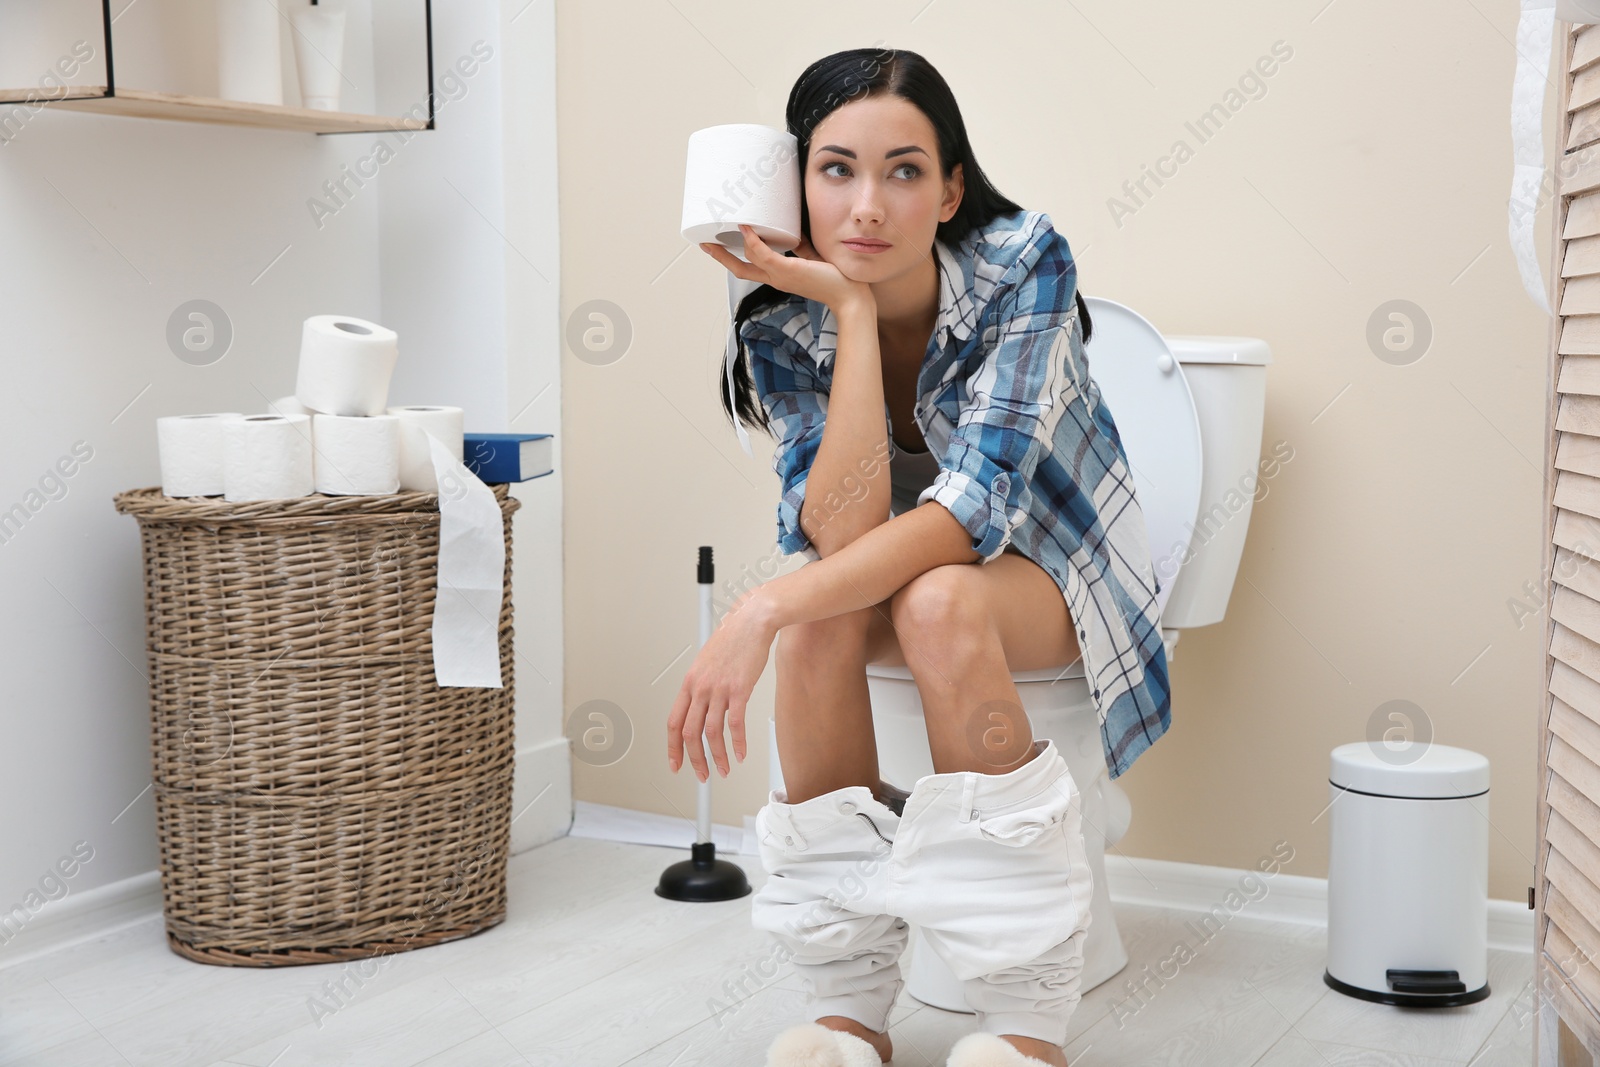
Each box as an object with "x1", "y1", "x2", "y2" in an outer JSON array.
[
  {"x1": 510, "y1": 735, "x2": 575, "y2": 855},
  {"x1": 569, "y1": 798, "x2": 752, "y2": 856},
  {"x1": 1104, "y1": 853, "x2": 1535, "y2": 954},
  {"x1": 0, "y1": 869, "x2": 162, "y2": 971}
]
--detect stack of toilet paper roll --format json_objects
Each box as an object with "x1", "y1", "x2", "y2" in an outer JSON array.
[
  {"x1": 152, "y1": 313, "x2": 508, "y2": 690},
  {"x1": 156, "y1": 314, "x2": 466, "y2": 502}
]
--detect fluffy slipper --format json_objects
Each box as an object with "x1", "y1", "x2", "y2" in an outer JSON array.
[
  {"x1": 945, "y1": 1031, "x2": 1055, "y2": 1067},
  {"x1": 765, "y1": 1021, "x2": 885, "y2": 1066}
]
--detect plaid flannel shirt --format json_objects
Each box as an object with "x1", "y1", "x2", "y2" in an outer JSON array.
[{"x1": 740, "y1": 209, "x2": 1171, "y2": 779}]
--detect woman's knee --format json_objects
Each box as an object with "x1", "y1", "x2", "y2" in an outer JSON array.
[{"x1": 890, "y1": 566, "x2": 990, "y2": 646}]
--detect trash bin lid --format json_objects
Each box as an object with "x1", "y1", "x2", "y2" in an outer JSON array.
[{"x1": 1330, "y1": 741, "x2": 1489, "y2": 799}]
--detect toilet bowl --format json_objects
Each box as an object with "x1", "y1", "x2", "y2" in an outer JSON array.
[{"x1": 766, "y1": 298, "x2": 1272, "y2": 1009}]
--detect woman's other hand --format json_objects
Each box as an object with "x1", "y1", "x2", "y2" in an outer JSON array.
[
  {"x1": 667, "y1": 587, "x2": 780, "y2": 782},
  {"x1": 700, "y1": 224, "x2": 874, "y2": 315}
]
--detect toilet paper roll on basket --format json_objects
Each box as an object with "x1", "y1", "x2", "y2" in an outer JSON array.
[
  {"x1": 223, "y1": 414, "x2": 314, "y2": 503},
  {"x1": 388, "y1": 406, "x2": 466, "y2": 491},
  {"x1": 312, "y1": 413, "x2": 400, "y2": 496},
  {"x1": 157, "y1": 413, "x2": 244, "y2": 497},
  {"x1": 296, "y1": 315, "x2": 399, "y2": 417}
]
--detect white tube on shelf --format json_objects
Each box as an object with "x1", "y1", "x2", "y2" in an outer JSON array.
[
  {"x1": 217, "y1": 0, "x2": 283, "y2": 106},
  {"x1": 291, "y1": 7, "x2": 346, "y2": 112}
]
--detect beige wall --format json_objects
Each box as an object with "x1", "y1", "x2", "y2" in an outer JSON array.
[{"x1": 557, "y1": 0, "x2": 1551, "y2": 902}]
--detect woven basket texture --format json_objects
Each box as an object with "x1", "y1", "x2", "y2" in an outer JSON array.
[{"x1": 111, "y1": 484, "x2": 521, "y2": 967}]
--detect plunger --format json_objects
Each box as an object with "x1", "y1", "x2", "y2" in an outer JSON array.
[{"x1": 655, "y1": 545, "x2": 752, "y2": 902}]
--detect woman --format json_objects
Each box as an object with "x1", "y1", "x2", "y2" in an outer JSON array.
[{"x1": 667, "y1": 47, "x2": 1170, "y2": 1067}]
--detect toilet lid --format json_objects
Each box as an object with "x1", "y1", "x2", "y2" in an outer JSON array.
[{"x1": 1081, "y1": 297, "x2": 1202, "y2": 619}]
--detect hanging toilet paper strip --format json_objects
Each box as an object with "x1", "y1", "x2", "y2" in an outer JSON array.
[
  {"x1": 426, "y1": 432, "x2": 506, "y2": 688},
  {"x1": 1511, "y1": 0, "x2": 1558, "y2": 315}
]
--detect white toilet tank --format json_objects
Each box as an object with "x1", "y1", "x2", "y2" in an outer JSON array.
[{"x1": 1157, "y1": 336, "x2": 1272, "y2": 629}]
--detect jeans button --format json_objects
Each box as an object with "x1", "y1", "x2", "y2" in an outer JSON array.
[
  {"x1": 784, "y1": 835, "x2": 794, "y2": 846},
  {"x1": 839, "y1": 800, "x2": 857, "y2": 814}
]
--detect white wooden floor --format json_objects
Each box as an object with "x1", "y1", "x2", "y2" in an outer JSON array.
[{"x1": 0, "y1": 835, "x2": 1533, "y2": 1066}]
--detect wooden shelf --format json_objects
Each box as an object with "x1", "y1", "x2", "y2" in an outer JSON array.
[{"x1": 0, "y1": 86, "x2": 428, "y2": 134}]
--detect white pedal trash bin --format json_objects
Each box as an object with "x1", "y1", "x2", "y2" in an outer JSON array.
[{"x1": 1325, "y1": 740, "x2": 1491, "y2": 1006}]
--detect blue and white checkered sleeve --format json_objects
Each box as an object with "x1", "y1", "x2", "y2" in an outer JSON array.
[
  {"x1": 745, "y1": 319, "x2": 829, "y2": 561},
  {"x1": 921, "y1": 242, "x2": 1083, "y2": 564}
]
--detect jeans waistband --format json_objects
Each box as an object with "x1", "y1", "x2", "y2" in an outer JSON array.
[
  {"x1": 762, "y1": 738, "x2": 1070, "y2": 847},
  {"x1": 762, "y1": 784, "x2": 901, "y2": 853},
  {"x1": 911, "y1": 738, "x2": 1069, "y2": 824}
]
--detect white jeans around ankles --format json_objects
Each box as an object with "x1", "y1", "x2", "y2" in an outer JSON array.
[{"x1": 750, "y1": 737, "x2": 1094, "y2": 1046}]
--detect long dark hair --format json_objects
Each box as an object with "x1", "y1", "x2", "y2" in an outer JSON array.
[{"x1": 720, "y1": 46, "x2": 1093, "y2": 439}]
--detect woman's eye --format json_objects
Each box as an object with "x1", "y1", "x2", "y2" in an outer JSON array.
[{"x1": 819, "y1": 161, "x2": 921, "y2": 180}]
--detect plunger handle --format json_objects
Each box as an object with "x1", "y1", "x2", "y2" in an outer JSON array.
[{"x1": 694, "y1": 545, "x2": 714, "y2": 845}]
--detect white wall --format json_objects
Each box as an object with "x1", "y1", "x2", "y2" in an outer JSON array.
[
  {"x1": 0, "y1": 0, "x2": 566, "y2": 948},
  {"x1": 372, "y1": 0, "x2": 570, "y2": 855}
]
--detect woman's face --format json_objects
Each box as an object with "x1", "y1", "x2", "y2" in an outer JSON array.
[{"x1": 804, "y1": 95, "x2": 963, "y2": 284}]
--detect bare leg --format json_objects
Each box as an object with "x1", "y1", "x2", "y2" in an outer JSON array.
[
  {"x1": 890, "y1": 557, "x2": 1081, "y2": 1067},
  {"x1": 772, "y1": 603, "x2": 899, "y2": 1062},
  {"x1": 772, "y1": 604, "x2": 886, "y2": 804}
]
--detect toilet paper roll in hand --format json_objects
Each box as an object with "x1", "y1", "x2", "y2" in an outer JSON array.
[
  {"x1": 223, "y1": 414, "x2": 314, "y2": 502},
  {"x1": 158, "y1": 413, "x2": 242, "y2": 497},
  {"x1": 387, "y1": 405, "x2": 465, "y2": 491},
  {"x1": 681, "y1": 124, "x2": 801, "y2": 261},
  {"x1": 312, "y1": 413, "x2": 401, "y2": 495},
  {"x1": 295, "y1": 315, "x2": 399, "y2": 417}
]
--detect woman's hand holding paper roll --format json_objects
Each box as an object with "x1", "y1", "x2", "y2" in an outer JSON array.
[{"x1": 700, "y1": 224, "x2": 874, "y2": 316}]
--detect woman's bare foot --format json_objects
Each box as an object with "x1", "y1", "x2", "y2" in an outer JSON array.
[
  {"x1": 1002, "y1": 1034, "x2": 1067, "y2": 1066},
  {"x1": 817, "y1": 1015, "x2": 892, "y2": 1062}
]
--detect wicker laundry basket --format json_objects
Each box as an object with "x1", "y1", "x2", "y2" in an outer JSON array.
[{"x1": 111, "y1": 484, "x2": 521, "y2": 967}]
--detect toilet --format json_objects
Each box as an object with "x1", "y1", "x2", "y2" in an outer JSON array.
[{"x1": 765, "y1": 297, "x2": 1272, "y2": 1009}]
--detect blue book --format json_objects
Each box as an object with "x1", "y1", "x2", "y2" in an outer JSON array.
[{"x1": 463, "y1": 433, "x2": 554, "y2": 483}]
